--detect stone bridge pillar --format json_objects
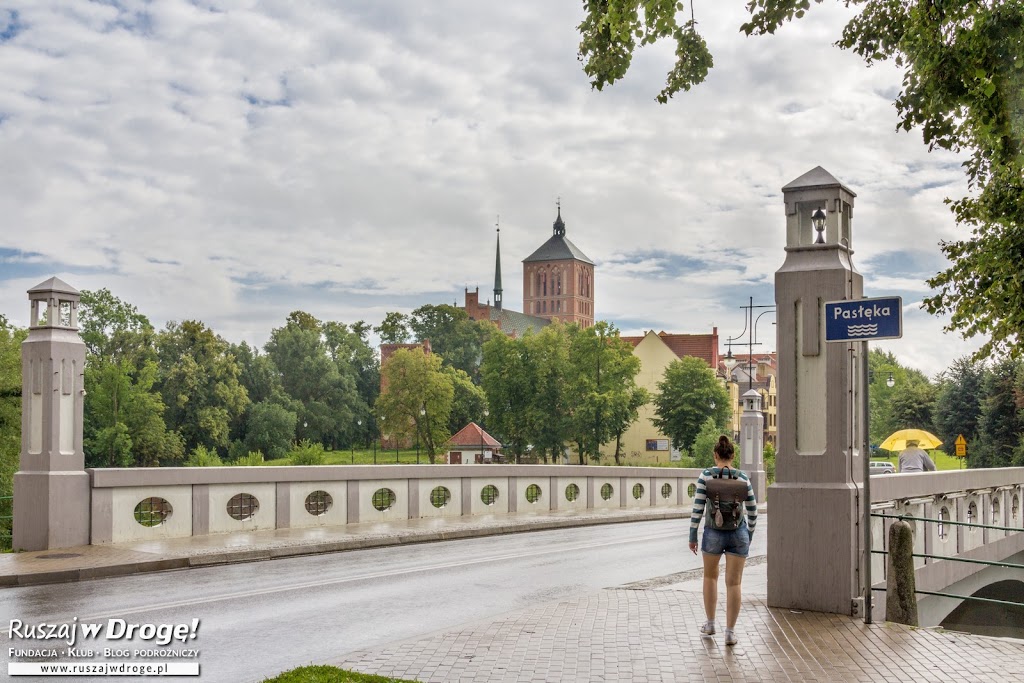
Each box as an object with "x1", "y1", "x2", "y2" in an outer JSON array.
[
  {"x1": 13, "y1": 277, "x2": 91, "y2": 551},
  {"x1": 768, "y1": 167, "x2": 866, "y2": 615},
  {"x1": 740, "y1": 390, "x2": 765, "y2": 503}
]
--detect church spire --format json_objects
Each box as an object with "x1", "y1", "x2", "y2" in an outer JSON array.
[
  {"x1": 493, "y1": 215, "x2": 503, "y2": 311},
  {"x1": 552, "y1": 198, "x2": 565, "y2": 236}
]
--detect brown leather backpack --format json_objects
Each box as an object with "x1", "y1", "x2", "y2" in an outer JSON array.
[{"x1": 705, "y1": 467, "x2": 747, "y2": 531}]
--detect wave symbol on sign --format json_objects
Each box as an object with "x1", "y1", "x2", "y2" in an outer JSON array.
[{"x1": 846, "y1": 324, "x2": 878, "y2": 337}]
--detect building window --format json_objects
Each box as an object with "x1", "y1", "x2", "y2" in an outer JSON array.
[
  {"x1": 542, "y1": 272, "x2": 547, "y2": 296},
  {"x1": 556, "y1": 273, "x2": 562, "y2": 295}
]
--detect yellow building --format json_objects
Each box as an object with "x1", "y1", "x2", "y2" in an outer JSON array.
[
  {"x1": 610, "y1": 329, "x2": 721, "y2": 464},
  {"x1": 721, "y1": 353, "x2": 778, "y2": 446}
]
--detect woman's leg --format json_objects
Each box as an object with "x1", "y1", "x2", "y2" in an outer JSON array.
[
  {"x1": 724, "y1": 553, "x2": 747, "y2": 629},
  {"x1": 702, "y1": 551, "x2": 722, "y2": 623}
]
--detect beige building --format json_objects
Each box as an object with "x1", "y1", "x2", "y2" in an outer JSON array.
[
  {"x1": 721, "y1": 353, "x2": 778, "y2": 446},
  {"x1": 611, "y1": 329, "x2": 721, "y2": 462}
]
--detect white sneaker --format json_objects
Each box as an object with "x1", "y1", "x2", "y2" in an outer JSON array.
[
  {"x1": 700, "y1": 621, "x2": 716, "y2": 636},
  {"x1": 724, "y1": 629, "x2": 738, "y2": 646}
]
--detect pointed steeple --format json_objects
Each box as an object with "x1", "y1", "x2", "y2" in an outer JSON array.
[
  {"x1": 493, "y1": 216, "x2": 503, "y2": 311},
  {"x1": 552, "y1": 198, "x2": 565, "y2": 236}
]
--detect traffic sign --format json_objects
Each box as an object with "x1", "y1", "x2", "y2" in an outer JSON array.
[
  {"x1": 825, "y1": 296, "x2": 903, "y2": 342},
  {"x1": 955, "y1": 434, "x2": 967, "y2": 457}
]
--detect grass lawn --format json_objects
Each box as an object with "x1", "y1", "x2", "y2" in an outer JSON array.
[
  {"x1": 262, "y1": 448, "x2": 442, "y2": 466},
  {"x1": 263, "y1": 666, "x2": 418, "y2": 682}
]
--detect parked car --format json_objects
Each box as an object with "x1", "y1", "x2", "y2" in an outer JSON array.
[{"x1": 869, "y1": 461, "x2": 896, "y2": 475}]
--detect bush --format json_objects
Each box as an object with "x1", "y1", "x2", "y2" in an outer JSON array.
[
  {"x1": 232, "y1": 451, "x2": 265, "y2": 467},
  {"x1": 288, "y1": 440, "x2": 326, "y2": 466},
  {"x1": 185, "y1": 445, "x2": 223, "y2": 467},
  {"x1": 690, "y1": 417, "x2": 721, "y2": 470},
  {"x1": 764, "y1": 443, "x2": 777, "y2": 485}
]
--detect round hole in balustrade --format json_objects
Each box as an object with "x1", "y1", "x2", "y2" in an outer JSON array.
[
  {"x1": 661, "y1": 483, "x2": 672, "y2": 499},
  {"x1": 600, "y1": 483, "x2": 614, "y2": 501},
  {"x1": 430, "y1": 486, "x2": 451, "y2": 508},
  {"x1": 526, "y1": 484, "x2": 542, "y2": 504},
  {"x1": 134, "y1": 497, "x2": 172, "y2": 527},
  {"x1": 481, "y1": 485, "x2": 500, "y2": 506},
  {"x1": 687, "y1": 483, "x2": 697, "y2": 499},
  {"x1": 304, "y1": 490, "x2": 333, "y2": 516},
  {"x1": 372, "y1": 488, "x2": 397, "y2": 512},
  {"x1": 227, "y1": 493, "x2": 259, "y2": 521},
  {"x1": 632, "y1": 483, "x2": 645, "y2": 500},
  {"x1": 565, "y1": 483, "x2": 580, "y2": 502}
]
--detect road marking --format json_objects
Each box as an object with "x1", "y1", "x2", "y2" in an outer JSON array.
[{"x1": 1, "y1": 530, "x2": 684, "y2": 632}]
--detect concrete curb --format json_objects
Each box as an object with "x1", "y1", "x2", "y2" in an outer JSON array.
[{"x1": 1, "y1": 509, "x2": 691, "y2": 588}]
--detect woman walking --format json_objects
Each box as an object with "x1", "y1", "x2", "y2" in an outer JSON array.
[{"x1": 688, "y1": 435, "x2": 758, "y2": 646}]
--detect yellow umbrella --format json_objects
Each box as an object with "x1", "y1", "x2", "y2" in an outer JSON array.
[{"x1": 879, "y1": 429, "x2": 943, "y2": 451}]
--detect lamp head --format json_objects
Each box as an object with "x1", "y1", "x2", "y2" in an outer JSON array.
[{"x1": 811, "y1": 207, "x2": 827, "y2": 244}]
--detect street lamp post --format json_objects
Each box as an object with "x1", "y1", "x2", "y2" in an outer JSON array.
[
  {"x1": 418, "y1": 407, "x2": 426, "y2": 465},
  {"x1": 354, "y1": 419, "x2": 361, "y2": 464},
  {"x1": 376, "y1": 416, "x2": 382, "y2": 465},
  {"x1": 480, "y1": 409, "x2": 489, "y2": 464}
]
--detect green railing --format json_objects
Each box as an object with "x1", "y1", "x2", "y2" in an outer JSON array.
[
  {"x1": 0, "y1": 495, "x2": 12, "y2": 551},
  {"x1": 869, "y1": 511, "x2": 1024, "y2": 610}
]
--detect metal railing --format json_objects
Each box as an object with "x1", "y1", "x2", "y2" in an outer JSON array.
[
  {"x1": 870, "y1": 511, "x2": 1024, "y2": 610},
  {"x1": 0, "y1": 495, "x2": 12, "y2": 551}
]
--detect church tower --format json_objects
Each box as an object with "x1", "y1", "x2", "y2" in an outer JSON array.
[{"x1": 522, "y1": 204, "x2": 595, "y2": 327}]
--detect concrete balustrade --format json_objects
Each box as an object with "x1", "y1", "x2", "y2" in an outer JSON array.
[
  {"x1": 868, "y1": 468, "x2": 1024, "y2": 623},
  {"x1": 88, "y1": 464, "x2": 702, "y2": 545}
]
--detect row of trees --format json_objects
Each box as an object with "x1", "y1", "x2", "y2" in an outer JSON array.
[{"x1": 868, "y1": 349, "x2": 1024, "y2": 468}]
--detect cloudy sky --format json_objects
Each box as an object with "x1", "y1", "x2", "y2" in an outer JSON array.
[{"x1": 0, "y1": 1, "x2": 986, "y2": 378}]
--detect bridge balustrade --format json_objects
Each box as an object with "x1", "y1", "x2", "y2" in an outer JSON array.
[
  {"x1": 868, "y1": 467, "x2": 1024, "y2": 624},
  {"x1": 88, "y1": 465, "x2": 701, "y2": 544}
]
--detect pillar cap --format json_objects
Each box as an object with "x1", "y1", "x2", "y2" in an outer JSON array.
[
  {"x1": 782, "y1": 166, "x2": 857, "y2": 197},
  {"x1": 28, "y1": 277, "x2": 80, "y2": 298}
]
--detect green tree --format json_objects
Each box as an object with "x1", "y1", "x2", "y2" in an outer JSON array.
[
  {"x1": 651, "y1": 356, "x2": 731, "y2": 453},
  {"x1": 579, "y1": 1, "x2": 1024, "y2": 359},
  {"x1": 566, "y1": 322, "x2": 645, "y2": 464},
  {"x1": 375, "y1": 348, "x2": 454, "y2": 463},
  {"x1": 481, "y1": 333, "x2": 535, "y2": 460},
  {"x1": 0, "y1": 317, "x2": 26, "y2": 535},
  {"x1": 264, "y1": 313, "x2": 362, "y2": 449},
  {"x1": 157, "y1": 320, "x2": 249, "y2": 454},
  {"x1": 525, "y1": 324, "x2": 572, "y2": 464},
  {"x1": 374, "y1": 312, "x2": 412, "y2": 344},
  {"x1": 79, "y1": 289, "x2": 182, "y2": 467},
  {"x1": 974, "y1": 356, "x2": 1022, "y2": 468},
  {"x1": 933, "y1": 356, "x2": 988, "y2": 459},
  {"x1": 444, "y1": 366, "x2": 488, "y2": 436},
  {"x1": 690, "y1": 416, "x2": 723, "y2": 470},
  {"x1": 244, "y1": 400, "x2": 297, "y2": 461},
  {"x1": 408, "y1": 304, "x2": 490, "y2": 380},
  {"x1": 322, "y1": 319, "x2": 379, "y2": 442},
  {"x1": 868, "y1": 349, "x2": 935, "y2": 444}
]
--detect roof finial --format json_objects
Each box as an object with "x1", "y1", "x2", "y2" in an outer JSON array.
[
  {"x1": 494, "y1": 215, "x2": 503, "y2": 311},
  {"x1": 553, "y1": 198, "x2": 565, "y2": 237}
]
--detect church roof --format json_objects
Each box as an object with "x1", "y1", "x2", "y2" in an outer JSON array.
[
  {"x1": 523, "y1": 207, "x2": 594, "y2": 264},
  {"x1": 489, "y1": 308, "x2": 550, "y2": 337}
]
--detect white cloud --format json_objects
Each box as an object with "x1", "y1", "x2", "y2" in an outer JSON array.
[{"x1": 0, "y1": 0, "x2": 986, "y2": 376}]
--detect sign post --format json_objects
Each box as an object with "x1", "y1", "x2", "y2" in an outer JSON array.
[
  {"x1": 825, "y1": 296, "x2": 903, "y2": 625},
  {"x1": 955, "y1": 434, "x2": 967, "y2": 468}
]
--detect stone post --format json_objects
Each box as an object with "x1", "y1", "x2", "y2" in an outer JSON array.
[
  {"x1": 740, "y1": 390, "x2": 765, "y2": 503},
  {"x1": 768, "y1": 167, "x2": 867, "y2": 615},
  {"x1": 885, "y1": 519, "x2": 919, "y2": 626},
  {"x1": 12, "y1": 277, "x2": 91, "y2": 550}
]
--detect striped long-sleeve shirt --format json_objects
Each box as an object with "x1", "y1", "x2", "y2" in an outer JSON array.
[{"x1": 689, "y1": 467, "x2": 757, "y2": 543}]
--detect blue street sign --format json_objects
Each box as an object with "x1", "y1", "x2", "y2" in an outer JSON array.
[{"x1": 824, "y1": 296, "x2": 903, "y2": 342}]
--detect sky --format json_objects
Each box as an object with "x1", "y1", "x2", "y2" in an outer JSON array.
[{"x1": 0, "y1": 1, "x2": 988, "y2": 378}]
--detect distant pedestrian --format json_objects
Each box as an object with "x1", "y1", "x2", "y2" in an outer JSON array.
[
  {"x1": 688, "y1": 435, "x2": 757, "y2": 646},
  {"x1": 898, "y1": 440, "x2": 936, "y2": 473}
]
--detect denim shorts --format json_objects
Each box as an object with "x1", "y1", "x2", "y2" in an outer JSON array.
[{"x1": 701, "y1": 524, "x2": 750, "y2": 558}]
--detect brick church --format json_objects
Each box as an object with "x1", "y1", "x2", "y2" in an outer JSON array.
[{"x1": 463, "y1": 205, "x2": 595, "y2": 335}]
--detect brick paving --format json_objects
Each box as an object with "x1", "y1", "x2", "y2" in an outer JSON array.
[{"x1": 335, "y1": 560, "x2": 1024, "y2": 683}]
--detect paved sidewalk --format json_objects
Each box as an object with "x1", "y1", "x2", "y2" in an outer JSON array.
[
  {"x1": 0, "y1": 507, "x2": 688, "y2": 587},
  {"x1": 335, "y1": 559, "x2": 1024, "y2": 683}
]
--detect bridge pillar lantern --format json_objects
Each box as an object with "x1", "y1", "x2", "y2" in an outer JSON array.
[
  {"x1": 13, "y1": 277, "x2": 91, "y2": 551},
  {"x1": 740, "y1": 390, "x2": 765, "y2": 502},
  {"x1": 768, "y1": 167, "x2": 867, "y2": 615}
]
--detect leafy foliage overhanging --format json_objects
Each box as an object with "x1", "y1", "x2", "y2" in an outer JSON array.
[{"x1": 578, "y1": 1, "x2": 1024, "y2": 358}]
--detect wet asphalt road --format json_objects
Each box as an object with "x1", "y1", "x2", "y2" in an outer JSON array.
[{"x1": 2, "y1": 518, "x2": 767, "y2": 682}]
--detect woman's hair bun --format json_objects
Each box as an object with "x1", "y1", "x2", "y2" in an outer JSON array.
[{"x1": 714, "y1": 435, "x2": 735, "y2": 459}]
